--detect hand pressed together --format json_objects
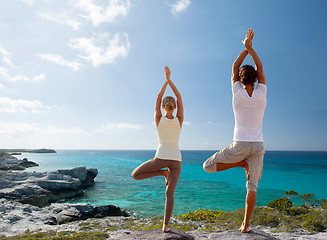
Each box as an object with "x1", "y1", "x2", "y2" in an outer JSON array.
[
  {"x1": 242, "y1": 28, "x2": 254, "y2": 50},
  {"x1": 164, "y1": 66, "x2": 171, "y2": 81}
]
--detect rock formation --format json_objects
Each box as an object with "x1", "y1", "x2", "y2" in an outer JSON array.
[
  {"x1": 0, "y1": 153, "x2": 39, "y2": 170},
  {"x1": 0, "y1": 199, "x2": 130, "y2": 236},
  {"x1": 0, "y1": 165, "x2": 98, "y2": 207}
]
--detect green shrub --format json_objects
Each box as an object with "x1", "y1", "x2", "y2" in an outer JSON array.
[
  {"x1": 302, "y1": 219, "x2": 326, "y2": 232},
  {"x1": 267, "y1": 197, "x2": 293, "y2": 212},
  {"x1": 284, "y1": 206, "x2": 308, "y2": 216},
  {"x1": 178, "y1": 208, "x2": 224, "y2": 222},
  {"x1": 251, "y1": 207, "x2": 280, "y2": 227},
  {"x1": 299, "y1": 193, "x2": 315, "y2": 207},
  {"x1": 320, "y1": 199, "x2": 327, "y2": 209},
  {"x1": 285, "y1": 190, "x2": 298, "y2": 199}
]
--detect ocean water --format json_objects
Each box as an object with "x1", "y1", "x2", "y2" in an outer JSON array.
[{"x1": 21, "y1": 150, "x2": 327, "y2": 217}]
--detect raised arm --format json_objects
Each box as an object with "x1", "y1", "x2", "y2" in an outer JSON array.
[
  {"x1": 243, "y1": 29, "x2": 266, "y2": 85},
  {"x1": 231, "y1": 49, "x2": 248, "y2": 84},
  {"x1": 165, "y1": 66, "x2": 184, "y2": 126},
  {"x1": 155, "y1": 81, "x2": 168, "y2": 126}
]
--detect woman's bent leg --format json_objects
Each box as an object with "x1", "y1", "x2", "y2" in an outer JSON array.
[
  {"x1": 163, "y1": 161, "x2": 181, "y2": 231},
  {"x1": 131, "y1": 158, "x2": 167, "y2": 180}
]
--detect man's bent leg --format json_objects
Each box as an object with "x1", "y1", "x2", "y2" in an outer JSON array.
[
  {"x1": 216, "y1": 160, "x2": 248, "y2": 172},
  {"x1": 203, "y1": 142, "x2": 248, "y2": 173}
]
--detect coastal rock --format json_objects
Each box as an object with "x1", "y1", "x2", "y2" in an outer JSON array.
[
  {"x1": 57, "y1": 166, "x2": 98, "y2": 186},
  {"x1": 113, "y1": 228, "x2": 195, "y2": 240},
  {"x1": 0, "y1": 199, "x2": 130, "y2": 236},
  {"x1": 189, "y1": 230, "x2": 278, "y2": 240},
  {"x1": 0, "y1": 166, "x2": 98, "y2": 207},
  {"x1": 0, "y1": 153, "x2": 38, "y2": 170},
  {"x1": 112, "y1": 229, "x2": 280, "y2": 240},
  {"x1": 51, "y1": 203, "x2": 130, "y2": 224}
]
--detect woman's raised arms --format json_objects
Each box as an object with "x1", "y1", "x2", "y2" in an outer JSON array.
[
  {"x1": 155, "y1": 80, "x2": 168, "y2": 127},
  {"x1": 165, "y1": 66, "x2": 184, "y2": 127}
]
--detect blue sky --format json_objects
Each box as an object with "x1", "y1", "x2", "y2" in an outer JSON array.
[{"x1": 0, "y1": 0, "x2": 326, "y2": 151}]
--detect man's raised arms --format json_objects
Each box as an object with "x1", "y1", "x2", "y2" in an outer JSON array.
[
  {"x1": 242, "y1": 29, "x2": 266, "y2": 85},
  {"x1": 231, "y1": 49, "x2": 248, "y2": 85}
]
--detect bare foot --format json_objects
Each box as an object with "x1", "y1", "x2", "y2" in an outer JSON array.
[
  {"x1": 163, "y1": 169, "x2": 170, "y2": 186},
  {"x1": 239, "y1": 221, "x2": 250, "y2": 233},
  {"x1": 162, "y1": 223, "x2": 169, "y2": 232},
  {"x1": 241, "y1": 160, "x2": 250, "y2": 181}
]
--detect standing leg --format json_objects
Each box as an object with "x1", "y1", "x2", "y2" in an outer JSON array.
[
  {"x1": 240, "y1": 151, "x2": 264, "y2": 233},
  {"x1": 240, "y1": 191, "x2": 256, "y2": 233},
  {"x1": 162, "y1": 161, "x2": 181, "y2": 232}
]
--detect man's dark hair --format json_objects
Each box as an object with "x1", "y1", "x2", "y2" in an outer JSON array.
[{"x1": 239, "y1": 65, "x2": 257, "y2": 85}]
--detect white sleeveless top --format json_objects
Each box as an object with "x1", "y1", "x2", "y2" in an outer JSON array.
[{"x1": 155, "y1": 116, "x2": 182, "y2": 161}]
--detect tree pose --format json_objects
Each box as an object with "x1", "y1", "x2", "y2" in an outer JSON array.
[
  {"x1": 203, "y1": 28, "x2": 267, "y2": 233},
  {"x1": 132, "y1": 66, "x2": 184, "y2": 232}
]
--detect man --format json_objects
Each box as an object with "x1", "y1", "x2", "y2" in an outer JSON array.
[{"x1": 203, "y1": 28, "x2": 267, "y2": 233}]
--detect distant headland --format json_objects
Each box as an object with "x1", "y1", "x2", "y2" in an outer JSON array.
[{"x1": 0, "y1": 148, "x2": 57, "y2": 154}]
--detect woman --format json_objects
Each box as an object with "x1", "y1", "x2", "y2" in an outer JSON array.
[{"x1": 131, "y1": 66, "x2": 184, "y2": 232}]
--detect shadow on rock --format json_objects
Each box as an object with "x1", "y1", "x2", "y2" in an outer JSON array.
[
  {"x1": 112, "y1": 228, "x2": 194, "y2": 240},
  {"x1": 190, "y1": 229, "x2": 278, "y2": 240}
]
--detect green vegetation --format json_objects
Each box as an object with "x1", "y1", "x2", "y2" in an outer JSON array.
[
  {"x1": 267, "y1": 197, "x2": 293, "y2": 212},
  {"x1": 178, "y1": 190, "x2": 327, "y2": 233},
  {"x1": 0, "y1": 230, "x2": 109, "y2": 240},
  {"x1": 0, "y1": 190, "x2": 326, "y2": 239}
]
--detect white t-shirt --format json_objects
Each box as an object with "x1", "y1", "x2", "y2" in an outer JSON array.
[{"x1": 232, "y1": 81, "x2": 267, "y2": 142}]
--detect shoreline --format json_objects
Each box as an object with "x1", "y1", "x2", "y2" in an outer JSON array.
[{"x1": 0, "y1": 152, "x2": 326, "y2": 239}]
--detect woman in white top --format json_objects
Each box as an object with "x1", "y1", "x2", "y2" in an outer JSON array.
[{"x1": 132, "y1": 66, "x2": 184, "y2": 232}]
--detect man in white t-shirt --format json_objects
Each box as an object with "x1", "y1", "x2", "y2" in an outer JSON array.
[{"x1": 203, "y1": 29, "x2": 267, "y2": 233}]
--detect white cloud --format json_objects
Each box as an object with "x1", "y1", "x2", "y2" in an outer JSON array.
[
  {"x1": 0, "y1": 97, "x2": 56, "y2": 113},
  {"x1": 0, "y1": 122, "x2": 85, "y2": 137},
  {"x1": 34, "y1": 0, "x2": 130, "y2": 29},
  {"x1": 69, "y1": 32, "x2": 131, "y2": 67},
  {"x1": 0, "y1": 66, "x2": 45, "y2": 83},
  {"x1": 0, "y1": 47, "x2": 46, "y2": 84},
  {"x1": 74, "y1": 0, "x2": 131, "y2": 26},
  {"x1": 0, "y1": 48, "x2": 14, "y2": 67},
  {"x1": 98, "y1": 122, "x2": 142, "y2": 131},
  {"x1": 37, "y1": 33, "x2": 130, "y2": 70},
  {"x1": 38, "y1": 11, "x2": 82, "y2": 30},
  {"x1": 170, "y1": 0, "x2": 191, "y2": 16},
  {"x1": 184, "y1": 121, "x2": 191, "y2": 125},
  {"x1": 32, "y1": 74, "x2": 47, "y2": 82},
  {"x1": 37, "y1": 53, "x2": 82, "y2": 71},
  {"x1": 20, "y1": 0, "x2": 37, "y2": 7}
]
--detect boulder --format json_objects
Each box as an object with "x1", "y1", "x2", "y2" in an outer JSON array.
[
  {"x1": 0, "y1": 166, "x2": 98, "y2": 207},
  {"x1": 50, "y1": 203, "x2": 130, "y2": 224},
  {"x1": 0, "y1": 153, "x2": 38, "y2": 170}
]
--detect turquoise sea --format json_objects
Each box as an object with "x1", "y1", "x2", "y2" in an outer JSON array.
[{"x1": 22, "y1": 150, "x2": 327, "y2": 217}]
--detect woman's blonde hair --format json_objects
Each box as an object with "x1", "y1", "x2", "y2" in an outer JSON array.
[{"x1": 163, "y1": 96, "x2": 176, "y2": 110}]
